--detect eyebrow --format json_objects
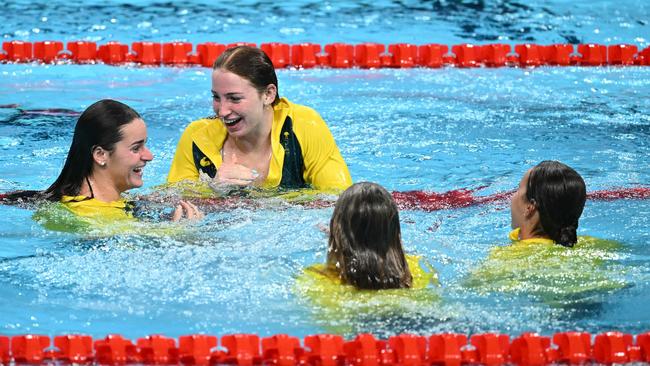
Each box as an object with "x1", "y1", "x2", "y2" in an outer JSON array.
[
  {"x1": 130, "y1": 139, "x2": 146, "y2": 146},
  {"x1": 211, "y1": 90, "x2": 243, "y2": 96}
]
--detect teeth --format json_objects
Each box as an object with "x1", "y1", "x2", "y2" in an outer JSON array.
[{"x1": 224, "y1": 117, "x2": 241, "y2": 125}]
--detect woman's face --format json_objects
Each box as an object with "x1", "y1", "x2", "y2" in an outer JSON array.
[
  {"x1": 511, "y1": 169, "x2": 532, "y2": 229},
  {"x1": 105, "y1": 118, "x2": 153, "y2": 193},
  {"x1": 211, "y1": 69, "x2": 271, "y2": 138}
]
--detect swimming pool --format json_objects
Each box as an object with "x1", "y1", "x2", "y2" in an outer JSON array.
[{"x1": 1, "y1": 0, "x2": 650, "y2": 342}]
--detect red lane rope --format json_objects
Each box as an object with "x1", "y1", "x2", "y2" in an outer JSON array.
[
  {"x1": 587, "y1": 187, "x2": 650, "y2": 200},
  {"x1": 2, "y1": 187, "x2": 649, "y2": 211},
  {"x1": 393, "y1": 188, "x2": 490, "y2": 211},
  {"x1": 1, "y1": 331, "x2": 649, "y2": 365},
  {"x1": 195, "y1": 186, "x2": 649, "y2": 212},
  {"x1": 1, "y1": 40, "x2": 649, "y2": 68},
  {"x1": 392, "y1": 188, "x2": 514, "y2": 211},
  {"x1": 393, "y1": 186, "x2": 650, "y2": 211}
]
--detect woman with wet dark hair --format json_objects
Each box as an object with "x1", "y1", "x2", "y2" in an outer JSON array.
[
  {"x1": 168, "y1": 45, "x2": 352, "y2": 192},
  {"x1": 327, "y1": 182, "x2": 412, "y2": 289},
  {"x1": 466, "y1": 161, "x2": 626, "y2": 302},
  {"x1": 510, "y1": 160, "x2": 586, "y2": 247},
  {"x1": 46, "y1": 99, "x2": 146, "y2": 203},
  {"x1": 3, "y1": 99, "x2": 201, "y2": 224},
  {"x1": 295, "y1": 182, "x2": 439, "y2": 333},
  {"x1": 300, "y1": 182, "x2": 437, "y2": 291}
]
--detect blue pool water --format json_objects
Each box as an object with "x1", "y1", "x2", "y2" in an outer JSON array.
[
  {"x1": 1, "y1": 1, "x2": 650, "y2": 339},
  {"x1": 2, "y1": 0, "x2": 649, "y2": 47}
]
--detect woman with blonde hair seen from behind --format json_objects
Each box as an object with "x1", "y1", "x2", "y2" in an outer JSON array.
[{"x1": 167, "y1": 45, "x2": 352, "y2": 192}]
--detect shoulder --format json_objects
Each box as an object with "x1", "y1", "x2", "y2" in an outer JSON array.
[
  {"x1": 576, "y1": 235, "x2": 623, "y2": 250},
  {"x1": 281, "y1": 98, "x2": 326, "y2": 127},
  {"x1": 182, "y1": 117, "x2": 221, "y2": 135},
  {"x1": 33, "y1": 201, "x2": 90, "y2": 232},
  {"x1": 176, "y1": 117, "x2": 226, "y2": 153},
  {"x1": 60, "y1": 196, "x2": 131, "y2": 220},
  {"x1": 61, "y1": 195, "x2": 127, "y2": 208},
  {"x1": 406, "y1": 254, "x2": 439, "y2": 288},
  {"x1": 296, "y1": 264, "x2": 341, "y2": 288}
]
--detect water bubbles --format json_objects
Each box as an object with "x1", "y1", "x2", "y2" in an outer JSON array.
[
  {"x1": 0, "y1": 136, "x2": 20, "y2": 148},
  {"x1": 279, "y1": 27, "x2": 305, "y2": 36},
  {"x1": 226, "y1": 17, "x2": 250, "y2": 25}
]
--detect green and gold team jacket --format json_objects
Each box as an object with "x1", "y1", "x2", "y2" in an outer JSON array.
[
  {"x1": 167, "y1": 97, "x2": 352, "y2": 191},
  {"x1": 33, "y1": 195, "x2": 179, "y2": 236},
  {"x1": 295, "y1": 254, "x2": 441, "y2": 334},
  {"x1": 464, "y1": 228, "x2": 628, "y2": 304}
]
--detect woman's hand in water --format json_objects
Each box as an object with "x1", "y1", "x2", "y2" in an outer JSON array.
[
  {"x1": 171, "y1": 200, "x2": 204, "y2": 222},
  {"x1": 214, "y1": 153, "x2": 259, "y2": 186}
]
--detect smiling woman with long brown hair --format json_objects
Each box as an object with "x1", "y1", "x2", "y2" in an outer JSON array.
[
  {"x1": 167, "y1": 45, "x2": 352, "y2": 192},
  {"x1": 3, "y1": 99, "x2": 201, "y2": 224}
]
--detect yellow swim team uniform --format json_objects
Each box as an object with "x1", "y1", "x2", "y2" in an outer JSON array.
[
  {"x1": 33, "y1": 195, "x2": 180, "y2": 236},
  {"x1": 60, "y1": 195, "x2": 133, "y2": 220},
  {"x1": 167, "y1": 97, "x2": 352, "y2": 191},
  {"x1": 465, "y1": 228, "x2": 627, "y2": 304},
  {"x1": 295, "y1": 254, "x2": 441, "y2": 334}
]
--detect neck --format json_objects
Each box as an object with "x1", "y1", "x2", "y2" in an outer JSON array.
[
  {"x1": 518, "y1": 223, "x2": 549, "y2": 241},
  {"x1": 80, "y1": 173, "x2": 122, "y2": 202}
]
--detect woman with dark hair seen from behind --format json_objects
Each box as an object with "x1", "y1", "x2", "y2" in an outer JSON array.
[
  {"x1": 168, "y1": 45, "x2": 352, "y2": 192},
  {"x1": 466, "y1": 160, "x2": 627, "y2": 302},
  {"x1": 328, "y1": 182, "x2": 412, "y2": 289},
  {"x1": 4, "y1": 99, "x2": 201, "y2": 226},
  {"x1": 302, "y1": 182, "x2": 437, "y2": 291},
  {"x1": 295, "y1": 182, "x2": 439, "y2": 333},
  {"x1": 510, "y1": 160, "x2": 586, "y2": 246}
]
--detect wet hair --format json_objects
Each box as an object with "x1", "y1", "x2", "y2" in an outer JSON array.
[
  {"x1": 327, "y1": 182, "x2": 412, "y2": 290},
  {"x1": 43, "y1": 99, "x2": 141, "y2": 201},
  {"x1": 213, "y1": 46, "x2": 280, "y2": 105},
  {"x1": 526, "y1": 160, "x2": 587, "y2": 247}
]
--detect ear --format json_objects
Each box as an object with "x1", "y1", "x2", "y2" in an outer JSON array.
[
  {"x1": 524, "y1": 199, "x2": 537, "y2": 218},
  {"x1": 92, "y1": 146, "x2": 109, "y2": 167},
  {"x1": 263, "y1": 84, "x2": 277, "y2": 106}
]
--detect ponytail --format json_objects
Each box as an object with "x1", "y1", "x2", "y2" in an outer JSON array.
[{"x1": 556, "y1": 225, "x2": 578, "y2": 247}]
